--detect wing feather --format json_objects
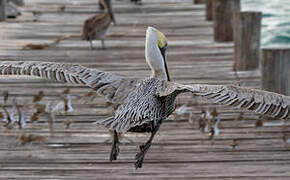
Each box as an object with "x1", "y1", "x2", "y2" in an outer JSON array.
[
  {"x1": 0, "y1": 61, "x2": 136, "y2": 103},
  {"x1": 156, "y1": 82, "x2": 290, "y2": 119}
]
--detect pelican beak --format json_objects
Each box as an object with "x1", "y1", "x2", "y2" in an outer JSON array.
[
  {"x1": 159, "y1": 45, "x2": 167, "y2": 63},
  {"x1": 107, "y1": 0, "x2": 116, "y2": 25},
  {"x1": 110, "y1": 11, "x2": 116, "y2": 26},
  {"x1": 159, "y1": 44, "x2": 170, "y2": 81}
]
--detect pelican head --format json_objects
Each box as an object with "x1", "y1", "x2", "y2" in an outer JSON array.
[
  {"x1": 100, "y1": 0, "x2": 115, "y2": 25},
  {"x1": 145, "y1": 27, "x2": 170, "y2": 81}
]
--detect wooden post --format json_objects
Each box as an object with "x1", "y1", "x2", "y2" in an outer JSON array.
[
  {"x1": 261, "y1": 48, "x2": 290, "y2": 96},
  {"x1": 194, "y1": 0, "x2": 205, "y2": 4},
  {"x1": 213, "y1": 0, "x2": 240, "y2": 42},
  {"x1": 0, "y1": 0, "x2": 6, "y2": 22},
  {"x1": 205, "y1": 0, "x2": 213, "y2": 21},
  {"x1": 234, "y1": 11, "x2": 262, "y2": 70}
]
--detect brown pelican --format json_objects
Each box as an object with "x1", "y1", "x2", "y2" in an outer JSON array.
[
  {"x1": 82, "y1": 0, "x2": 115, "y2": 49},
  {"x1": 0, "y1": 27, "x2": 289, "y2": 169}
]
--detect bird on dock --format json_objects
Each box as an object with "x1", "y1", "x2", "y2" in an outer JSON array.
[
  {"x1": 82, "y1": 0, "x2": 116, "y2": 49},
  {"x1": 0, "y1": 27, "x2": 290, "y2": 169}
]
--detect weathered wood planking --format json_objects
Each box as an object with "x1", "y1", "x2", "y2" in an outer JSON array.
[{"x1": 0, "y1": 0, "x2": 290, "y2": 179}]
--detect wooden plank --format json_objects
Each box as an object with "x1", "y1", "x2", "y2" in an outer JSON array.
[{"x1": 0, "y1": 0, "x2": 289, "y2": 179}]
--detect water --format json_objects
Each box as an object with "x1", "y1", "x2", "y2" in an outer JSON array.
[{"x1": 242, "y1": 0, "x2": 290, "y2": 48}]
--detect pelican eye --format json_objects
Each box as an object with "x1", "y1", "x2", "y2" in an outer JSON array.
[{"x1": 164, "y1": 43, "x2": 168, "y2": 50}]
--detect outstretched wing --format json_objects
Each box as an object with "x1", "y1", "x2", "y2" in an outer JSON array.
[
  {"x1": 0, "y1": 61, "x2": 137, "y2": 103},
  {"x1": 156, "y1": 82, "x2": 290, "y2": 119}
]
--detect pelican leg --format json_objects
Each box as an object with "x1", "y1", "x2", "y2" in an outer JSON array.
[
  {"x1": 103, "y1": 129, "x2": 134, "y2": 144},
  {"x1": 103, "y1": 130, "x2": 114, "y2": 144},
  {"x1": 135, "y1": 122, "x2": 160, "y2": 169},
  {"x1": 109, "y1": 130, "x2": 120, "y2": 161}
]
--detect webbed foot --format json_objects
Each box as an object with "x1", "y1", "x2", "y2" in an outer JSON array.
[
  {"x1": 110, "y1": 143, "x2": 119, "y2": 161},
  {"x1": 135, "y1": 151, "x2": 145, "y2": 169},
  {"x1": 134, "y1": 143, "x2": 150, "y2": 169}
]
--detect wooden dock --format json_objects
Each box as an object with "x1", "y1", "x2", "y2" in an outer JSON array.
[{"x1": 0, "y1": 0, "x2": 290, "y2": 179}]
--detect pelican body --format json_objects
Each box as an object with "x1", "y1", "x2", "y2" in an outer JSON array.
[
  {"x1": 82, "y1": 0, "x2": 115, "y2": 49},
  {"x1": 0, "y1": 27, "x2": 289, "y2": 169}
]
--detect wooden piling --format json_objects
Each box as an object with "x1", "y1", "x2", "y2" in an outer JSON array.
[
  {"x1": 213, "y1": 0, "x2": 240, "y2": 42},
  {"x1": 205, "y1": 0, "x2": 213, "y2": 21},
  {"x1": 0, "y1": 0, "x2": 6, "y2": 22},
  {"x1": 234, "y1": 11, "x2": 262, "y2": 71},
  {"x1": 193, "y1": 0, "x2": 205, "y2": 4},
  {"x1": 262, "y1": 48, "x2": 290, "y2": 96}
]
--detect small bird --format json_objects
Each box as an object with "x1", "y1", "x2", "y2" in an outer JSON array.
[
  {"x1": 33, "y1": 91, "x2": 44, "y2": 103},
  {"x1": 79, "y1": 90, "x2": 98, "y2": 103},
  {"x1": 231, "y1": 138, "x2": 239, "y2": 150},
  {"x1": 255, "y1": 117, "x2": 263, "y2": 128},
  {"x1": 82, "y1": 0, "x2": 115, "y2": 49},
  {"x1": 17, "y1": 108, "x2": 26, "y2": 129},
  {"x1": 30, "y1": 91, "x2": 46, "y2": 123},
  {"x1": 3, "y1": 90, "x2": 8, "y2": 104},
  {"x1": 57, "y1": 5, "x2": 66, "y2": 13},
  {"x1": 2, "y1": 94, "x2": 17, "y2": 129},
  {"x1": 173, "y1": 104, "x2": 191, "y2": 121},
  {"x1": 212, "y1": 118, "x2": 220, "y2": 136},
  {"x1": 18, "y1": 134, "x2": 45, "y2": 145},
  {"x1": 13, "y1": 99, "x2": 27, "y2": 129},
  {"x1": 201, "y1": 108, "x2": 220, "y2": 143},
  {"x1": 3, "y1": 104, "x2": 16, "y2": 129},
  {"x1": 52, "y1": 93, "x2": 73, "y2": 114}
]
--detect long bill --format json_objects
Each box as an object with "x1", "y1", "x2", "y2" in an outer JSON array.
[
  {"x1": 107, "y1": 0, "x2": 116, "y2": 25},
  {"x1": 159, "y1": 46, "x2": 170, "y2": 81}
]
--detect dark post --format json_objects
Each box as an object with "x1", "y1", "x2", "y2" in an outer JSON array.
[
  {"x1": 262, "y1": 48, "x2": 290, "y2": 96},
  {"x1": 234, "y1": 11, "x2": 262, "y2": 70},
  {"x1": 0, "y1": 0, "x2": 6, "y2": 22},
  {"x1": 205, "y1": 0, "x2": 213, "y2": 21},
  {"x1": 213, "y1": 0, "x2": 240, "y2": 42},
  {"x1": 194, "y1": 0, "x2": 205, "y2": 4}
]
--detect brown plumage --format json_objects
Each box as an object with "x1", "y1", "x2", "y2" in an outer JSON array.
[
  {"x1": 33, "y1": 91, "x2": 44, "y2": 103},
  {"x1": 18, "y1": 134, "x2": 45, "y2": 145},
  {"x1": 82, "y1": 0, "x2": 115, "y2": 49}
]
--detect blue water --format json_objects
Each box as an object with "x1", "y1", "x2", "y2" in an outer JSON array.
[{"x1": 242, "y1": 0, "x2": 290, "y2": 48}]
